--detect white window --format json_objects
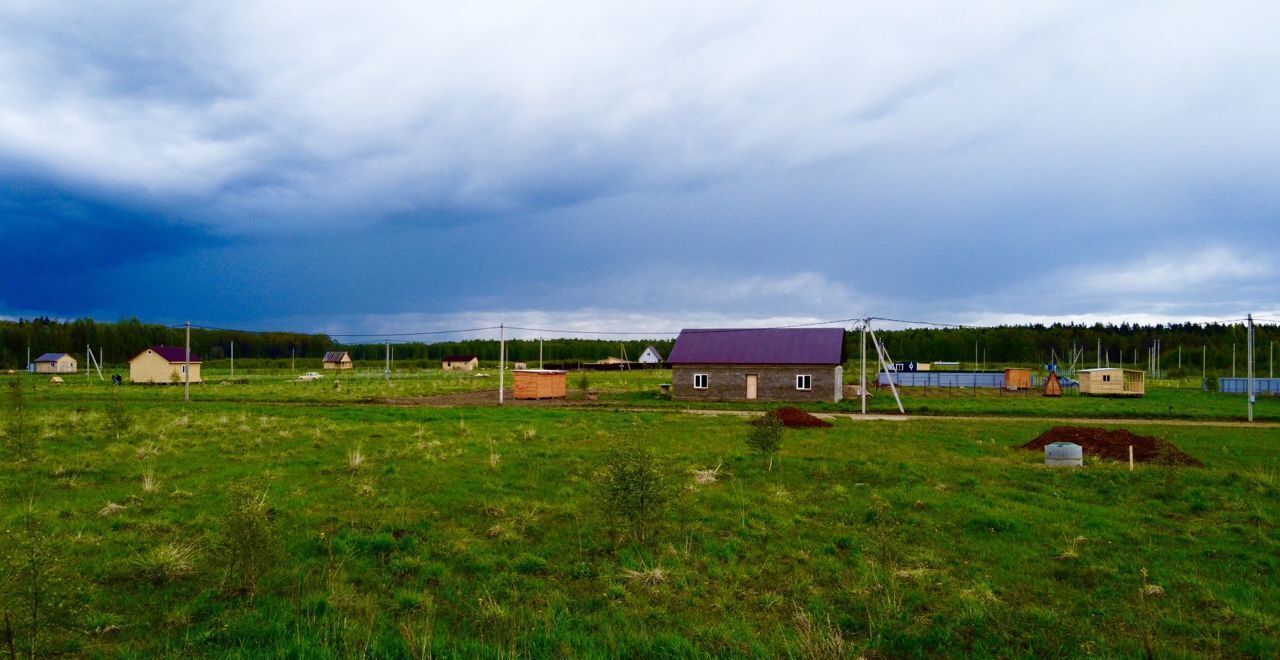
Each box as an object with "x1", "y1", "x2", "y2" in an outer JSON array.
[
  {"x1": 181, "y1": 365, "x2": 188, "y2": 374},
  {"x1": 693, "y1": 373, "x2": 709, "y2": 389},
  {"x1": 1102, "y1": 374, "x2": 1110, "y2": 382},
  {"x1": 796, "y1": 374, "x2": 812, "y2": 390}
]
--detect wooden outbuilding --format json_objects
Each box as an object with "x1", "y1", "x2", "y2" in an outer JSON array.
[
  {"x1": 129, "y1": 346, "x2": 202, "y2": 384},
  {"x1": 1004, "y1": 368, "x2": 1033, "y2": 390},
  {"x1": 513, "y1": 369, "x2": 567, "y2": 399},
  {"x1": 33, "y1": 353, "x2": 77, "y2": 374},
  {"x1": 1078, "y1": 368, "x2": 1144, "y2": 396},
  {"x1": 322, "y1": 351, "x2": 353, "y2": 370},
  {"x1": 667, "y1": 328, "x2": 845, "y2": 402},
  {"x1": 1043, "y1": 372, "x2": 1062, "y2": 397},
  {"x1": 442, "y1": 355, "x2": 479, "y2": 371}
]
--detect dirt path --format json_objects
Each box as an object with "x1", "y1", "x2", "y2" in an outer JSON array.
[{"x1": 676, "y1": 409, "x2": 1280, "y2": 429}]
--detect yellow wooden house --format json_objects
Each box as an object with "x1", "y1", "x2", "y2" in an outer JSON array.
[{"x1": 129, "y1": 346, "x2": 202, "y2": 384}]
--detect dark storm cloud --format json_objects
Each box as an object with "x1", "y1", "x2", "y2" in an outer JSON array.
[{"x1": 1, "y1": 2, "x2": 1278, "y2": 331}]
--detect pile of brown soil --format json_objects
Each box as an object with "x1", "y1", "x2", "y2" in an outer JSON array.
[
  {"x1": 754, "y1": 407, "x2": 833, "y2": 429},
  {"x1": 1020, "y1": 426, "x2": 1202, "y2": 467}
]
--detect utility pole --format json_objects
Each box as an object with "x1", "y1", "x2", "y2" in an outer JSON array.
[
  {"x1": 385, "y1": 341, "x2": 391, "y2": 383},
  {"x1": 184, "y1": 321, "x2": 191, "y2": 403},
  {"x1": 860, "y1": 319, "x2": 867, "y2": 415},
  {"x1": 1232, "y1": 343, "x2": 1236, "y2": 378},
  {"x1": 1097, "y1": 339, "x2": 1101, "y2": 368},
  {"x1": 1202, "y1": 344, "x2": 1207, "y2": 391},
  {"x1": 499, "y1": 324, "x2": 505, "y2": 405},
  {"x1": 539, "y1": 336, "x2": 544, "y2": 369},
  {"x1": 1247, "y1": 314, "x2": 1255, "y2": 422},
  {"x1": 291, "y1": 347, "x2": 296, "y2": 372},
  {"x1": 230, "y1": 341, "x2": 235, "y2": 378}
]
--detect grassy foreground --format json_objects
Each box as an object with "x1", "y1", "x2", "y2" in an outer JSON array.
[{"x1": 1, "y1": 381, "x2": 1278, "y2": 657}]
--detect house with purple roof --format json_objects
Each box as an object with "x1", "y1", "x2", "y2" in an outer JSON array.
[
  {"x1": 129, "y1": 345, "x2": 202, "y2": 384},
  {"x1": 33, "y1": 352, "x2": 78, "y2": 374},
  {"x1": 666, "y1": 328, "x2": 845, "y2": 402}
]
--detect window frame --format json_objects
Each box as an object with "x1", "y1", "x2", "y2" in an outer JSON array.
[
  {"x1": 796, "y1": 374, "x2": 812, "y2": 391},
  {"x1": 693, "y1": 373, "x2": 709, "y2": 390}
]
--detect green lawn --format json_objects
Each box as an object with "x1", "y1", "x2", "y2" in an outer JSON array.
[
  {"x1": 24, "y1": 367, "x2": 1280, "y2": 422},
  {"x1": 2, "y1": 378, "x2": 1277, "y2": 657}
]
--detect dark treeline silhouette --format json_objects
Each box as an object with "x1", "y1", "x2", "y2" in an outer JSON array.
[
  {"x1": 0, "y1": 318, "x2": 332, "y2": 367},
  {"x1": 866, "y1": 322, "x2": 1277, "y2": 375},
  {"x1": 339, "y1": 338, "x2": 674, "y2": 365},
  {"x1": 3, "y1": 317, "x2": 1274, "y2": 375},
  {"x1": 0, "y1": 318, "x2": 674, "y2": 368}
]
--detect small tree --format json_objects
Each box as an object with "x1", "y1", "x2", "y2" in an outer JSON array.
[
  {"x1": 103, "y1": 394, "x2": 131, "y2": 440},
  {"x1": 577, "y1": 371, "x2": 590, "y2": 393},
  {"x1": 593, "y1": 442, "x2": 675, "y2": 543},
  {"x1": 216, "y1": 485, "x2": 284, "y2": 599},
  {"x1": 5, "y1": 378, "x2": 34, "y2": 463},
  {"x1": 746, "y1": 413, "x2": 784, "y2": 470}
]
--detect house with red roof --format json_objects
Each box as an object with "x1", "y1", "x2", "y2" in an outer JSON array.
[
  {"x1": 129, "y1": 346, "x2": 202, "y2": 384},
  {"x1": 666, "y1": 328, "x2": 845, "y2": 402}
]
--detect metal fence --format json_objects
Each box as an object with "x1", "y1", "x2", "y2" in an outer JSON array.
[
  {"x1": 1218, "y1": 377, "x2": 1280, "y2": 394},
  {"x1": 876, "y1": 371, "x2": 1038, "y2": 389}
]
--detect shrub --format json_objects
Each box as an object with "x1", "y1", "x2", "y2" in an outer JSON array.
[
  {"x1": 215, "y1": 485, "x2": 284, "y2": 599},
  {"x1": 593, "y1": 442, "x2": 676, "y2": 543},
  {"x1": 746, "y1": 413, "x2": 784, "y2": 469},
  {"x1": 578, "y1": 372, "x2": 590, "y2": 392},
  {"x1": 103, "y1": 395, "x2": 131, "y2": 440},
  {"x1": 4, "y1": 378, "x2": 34, "y2": 462}
]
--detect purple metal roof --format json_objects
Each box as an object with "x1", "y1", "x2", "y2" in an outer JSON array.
[
  {"x1": 666, "y1": 328, "x2": 845, "y2": 365},
  {"x1": 34, "y1": 353, "x2": 68, "y2": 362},
  {"x1": 323, "y1": 351, "x2": 350, "y2": 362},
  {"x1": 140, "y1": 346, "x2": 202, "y2": 363}
]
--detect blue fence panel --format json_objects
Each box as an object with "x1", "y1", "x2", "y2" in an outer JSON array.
[{"x1": 1218, "y1": 378, "x2": 1280, "y2": 394}]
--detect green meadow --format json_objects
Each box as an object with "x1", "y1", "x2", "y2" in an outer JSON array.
[{"x1": 2, "y1": 374, "x2": 1278, "y2": 657}]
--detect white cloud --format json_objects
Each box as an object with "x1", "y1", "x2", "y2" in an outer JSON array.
[
  {"x1": 3, "y1": 2, "x2": 1277, "y2": 235},
  {"x1": 1070, "y1": 246, "x2": 1272, "y2": 296}
]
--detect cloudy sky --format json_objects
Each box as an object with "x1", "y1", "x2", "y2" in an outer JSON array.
[{"x1": 2, "y1": 1, "x2": 1277, "y2": 338}]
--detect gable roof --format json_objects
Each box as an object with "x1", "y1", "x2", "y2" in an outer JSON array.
[
  {"x1": 137, "y1": 346, "x2": 202, "y2": 363},
  {"x1": 442, "y1": 355, "x2": 479, "y2": 362},
  {"x1": 323, "y1": 351, "x2": 351, "y2": 362},
  {"x1": 667, "y1": 328, "x2": 845, "y2": 365},
  {"x1": 34, "y1": 353, "x2": 70, "y2": 363},
  {"x1": 639, "y1": 346, "x2": 664, "y2": 360}
]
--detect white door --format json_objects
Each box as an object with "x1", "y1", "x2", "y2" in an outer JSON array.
[{"x1": 746, "y1": 374, "x2": 758, "y2": 399}]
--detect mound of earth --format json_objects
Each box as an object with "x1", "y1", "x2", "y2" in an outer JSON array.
[
  {"x1": 753, "y1": 407, "x2": 832, "y2": 429},
  {"x1": 1021, "y1": 426, "x2": 1202, "y2": 467}
]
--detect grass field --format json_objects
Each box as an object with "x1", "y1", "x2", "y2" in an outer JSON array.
[
  {"x1": 2, "y1": 373, "x2": 1278, "y2": 657},
  {"x1": 24, "y1": 366, "x2": 1280, "y2": 422}
]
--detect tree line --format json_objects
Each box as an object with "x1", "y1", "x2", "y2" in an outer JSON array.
[
  {"x1": 0, "y1": 318, "x2": 675, "y2": 368},
  {"x1": 864, "y1": 322, "x2": 1278, "y2": 376},
  {"x1": 2, "y1": 317, "x2": 1274, "y2": 376}
]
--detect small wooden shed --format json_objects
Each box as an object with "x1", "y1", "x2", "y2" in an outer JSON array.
[
  {"x1": 442, "y1": 355, "x2": 479, "y2": 371},
  {"x1": 1043, "y1": 372, "x2": 1062, "y2": 397},
  {"x1": 513, "y1": 369, "x2": 567, "y2": 399},
  {"x1": 323, "y1": 351, "x2": 353, "y2": 370},
  {"x1": 1078, "y1": 368, "x2": 1144, "y2": 396},
  {"x1": 1004, "y1": 368, "x2": 1033, "y2": 390}
]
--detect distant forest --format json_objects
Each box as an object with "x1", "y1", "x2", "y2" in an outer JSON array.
[{"x1": 1, "y1": 317, "x2": 1275, "y2": 376}]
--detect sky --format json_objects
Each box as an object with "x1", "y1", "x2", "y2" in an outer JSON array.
[{"x1": 2, "y1": 1, "x2": 1278, "y2": 339}]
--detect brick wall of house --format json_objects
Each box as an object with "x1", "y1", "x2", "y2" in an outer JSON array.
[{"x1": 671, "y1": 364, "x2": 842, "y2": 402}]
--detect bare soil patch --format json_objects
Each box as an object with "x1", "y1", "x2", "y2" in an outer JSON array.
[
  {"x1": 1020, "y1": 426, "x2": 1203, "y2": 467},
  {"x1": 753, "y1": 407, "x2": 833, "y2": 429}
]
